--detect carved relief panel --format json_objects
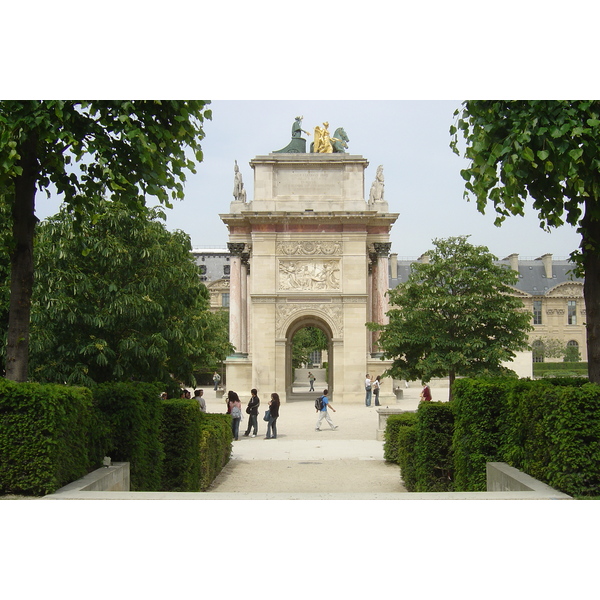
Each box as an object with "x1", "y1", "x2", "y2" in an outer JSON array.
[{"x1": 277, "y1": 240, "x2": 342, "y2": 291}]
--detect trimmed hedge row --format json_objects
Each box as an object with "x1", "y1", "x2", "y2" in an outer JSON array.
[
  {"x1": 198, "y1": 413, "x2": 232, "y2": 491},
  {"x1": 385, "y1": 405, "x2": 453, "y2": 493},
  {"x1": 159, "y1": 400, "x2": 231, "y2": 492},
  {"x1": 1, "y1": 380, "x2": 232, "y2": 495},
  {"x1": 386, "y1": 377, "x2": 600, "y2": 497},
  {"x1": 0, "y1": 379, "x2": 93, "y2": 495},
  {"x1": 92, "y1": 382, "x2": 164, "y2": 491}
]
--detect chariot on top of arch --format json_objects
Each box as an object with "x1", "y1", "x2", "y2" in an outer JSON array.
[{"x1": 273, "y1": 117, "x2": 349, "y2": 154}]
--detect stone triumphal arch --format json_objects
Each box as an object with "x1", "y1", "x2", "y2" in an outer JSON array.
[{"x1": 220, "y1": 124, "x2": 398, "y2": 403}]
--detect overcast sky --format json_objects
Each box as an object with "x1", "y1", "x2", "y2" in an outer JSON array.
[{"x1": 33, "y1": 100, "x2": 582, "y2": 260}]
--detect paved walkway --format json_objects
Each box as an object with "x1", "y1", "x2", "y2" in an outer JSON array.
[{"x1": 202, "y1": 382, "x2": 449, "y2": 495}]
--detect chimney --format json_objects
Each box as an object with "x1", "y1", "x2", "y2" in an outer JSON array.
[
  {"x1": 541, "y1": 253, "x2": 553, "y2": 278},
  {"x1": 505, "y1": 253, "x2": 519, "y2": 272},
  {"x1": 418, "y1": 253, "x2": 430, "y2": 264},
  {"x1": 390, "y1": 253, "x2": 398, "y2": 279}
]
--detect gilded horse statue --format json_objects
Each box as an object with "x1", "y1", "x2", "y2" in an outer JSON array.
[{"x1": 311, "y1": 124, "x2": 349, "y2": 153}]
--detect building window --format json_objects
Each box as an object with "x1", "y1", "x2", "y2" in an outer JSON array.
[
  {"x1": 223, "y1": 265, "x2": 230, "y2": 276},
  {"x1": 533, "y1": 300, "x2": 542, "y2": 325},
  {"x1": 221, "y1": 293, "x2": 230, "y2": 308},
  {"x1": 565, "y1": 340, "x2": 581, "y2": 362},
  {"x1": 532, "y1": 339, "x2": 545, "y2": 363},
  {"x1": 568, "y1": 300, "x2": 577, "y2": 325},
  {"x1": 199, "y1": 265, "x2": 207, "y2": 274}
]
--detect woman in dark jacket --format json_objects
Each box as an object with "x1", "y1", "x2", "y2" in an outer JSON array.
[
  {"x1": 243, "y1": 388, "x2": 260, "y2": 437},
  {"x1": 265, "y1": 392, "x2": 280, "y2": 439}
]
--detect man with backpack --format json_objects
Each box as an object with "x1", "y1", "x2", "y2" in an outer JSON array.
[{"x1": 315, "y1": 389, "x2": 338, "y2": 431}]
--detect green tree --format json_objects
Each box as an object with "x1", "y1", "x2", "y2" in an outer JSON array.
[
  {"x1": 291, "y1": 326, "x2": 328, "y2": 368},
  {"x1": 0, "y1": 100, "x2": 211, "y2": 381},
  {"x1": 450, "y1": 100, "x2": 600, "y2": 382},
  {"x1": 370, "y1": 236, "x2": 532, "y2": 399},
  {"x1": 28, "y1": 201, "x2": 232, "y2": 387},
  {"x1": 531, "y1": 337, "x2": 568, "y2": 362}
]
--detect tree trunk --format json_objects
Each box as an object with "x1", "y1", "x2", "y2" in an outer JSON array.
[
  {"x1": 448, "y1": 370, "x2": 456, "y2": 402},
  {"x1": 582, "y1": 199, "x2": 600, "y2": 384},
  {"x1": 5, "y1": 135, "x2": 38, "y2": 382}
]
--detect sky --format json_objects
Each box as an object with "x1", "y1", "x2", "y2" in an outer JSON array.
[{"x1": 33, "y1": 99, "x2": 583, "y2": 260}]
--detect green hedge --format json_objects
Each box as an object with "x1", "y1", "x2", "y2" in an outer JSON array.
[
  {"x1": 449, "y1": 377, "x2": 600, "y2": 497},
  {"x1": 412, "y1": 402, "x2": 454, "y2": 492},
  {"x1": 383, "y1": 406, "x2": 454, "y2": 492},
  {"x1": 396, "y1": 418, "x2": 418, "y2": 491},
  {"x1": 160, "y1": 398, "x2": 203, "y2": 491},
  {"x1": 383, "y1": 412, "x2": 417, "y2": 462},
  {"x1": 199, "y1": 413, "x2": 232, "y2": 491},
  {"x1": 92, "y1": 382, "x2": 164, "y2": 491},
  {"x1": 533, "y1": 362, "x2": 588, "y2": 378},
  {"x1": 0, "y1": 379, "x2": 93, "y2": 495},
  {"x1": 452, "y1": 378, "x2": 511, "y2": 491}
]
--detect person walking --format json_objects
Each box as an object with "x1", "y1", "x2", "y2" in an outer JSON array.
[
  {"x1": 315, "y1": 388, "x2": 338, "y2": 431},
  {"x1": 373, "y1": 376, "x2": 381, "y2": 406},
  {"x1": 265, "y1": 392, "x2": 280, "y2": 439},
  {"x1": 243, "y1": 389, "x2": 260, "y2": 437},
  {"x1": 194, "y1": 389, "x2": 206, "y2": 413},
  {"x1": 213, "y1": 371, "x2": 221, "y2": 391},
  {"x1": 308, "y1": 372, "x2": 316, "y2": 392},
  {"x1": 365, "y1": 374, "x2": 372, "y2": 407},
  {"x1": 228, "y1": 390, "x2": 243, "y2": 441}
]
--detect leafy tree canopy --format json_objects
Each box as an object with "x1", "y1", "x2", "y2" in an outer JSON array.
[
  {"x1": 450, "y1": 100, "x2": 600, "y2": 270},
  {"x1": 370, "y1": 236, "x2": 532, "y2": 398},
  {"x1": 450, "y1": 101, "x2": 600, "y2": 382},
  {"x1": 27, "y1": 201, "x2": 232, "y2": 387},
  {"x1": 292, "y1": 326, "x2": 328, "y2": 369},
  {"x1": 0, "y1": 100, "x2": 211, "y2": 381}
]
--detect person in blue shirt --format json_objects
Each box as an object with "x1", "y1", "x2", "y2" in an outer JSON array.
[{"x1": 315, "y1": 389, "x2": 338, "y2": 431}]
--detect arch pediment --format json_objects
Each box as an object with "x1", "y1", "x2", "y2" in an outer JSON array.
[
  {"x1": 206, "y1": 278, "x2": 230, "y2": 291},
  {"x1": 547, "y1": 281, "x2": 583, "y2": 298}
]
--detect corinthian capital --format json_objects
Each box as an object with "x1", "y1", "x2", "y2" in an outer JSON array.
[
  {"x1": 373, "y1": 242, "x2": 392, "y2": 257},
  {"x1": 227, "y1": 242, "x2": 246, "y2": 257}
]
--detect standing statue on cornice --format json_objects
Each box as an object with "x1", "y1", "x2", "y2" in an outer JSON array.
[
  {"x1": 233, "y1": 160, "x2": 246, "y2": 202},
  {"x1": 369, "y1": 165, "x2": 385, "y2": 203}
]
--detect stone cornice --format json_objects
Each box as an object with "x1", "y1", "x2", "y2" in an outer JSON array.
[
  {"x1": 250, "y1": 154, "x2": 369, "y2": 167},
  {"x1": 220, "y1": 211, "x2": 399, "y2": 227}
]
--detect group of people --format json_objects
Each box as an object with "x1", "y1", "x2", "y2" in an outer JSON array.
[
  {"x1": 364, "y1": 374, "x2": 432, "y2": 405},
  {"x1": 364, "y1": 374, "x2": 382, "y2": 407},
  {"x1": 226, "y1": 389, "x2": 280, "y2": 440}
]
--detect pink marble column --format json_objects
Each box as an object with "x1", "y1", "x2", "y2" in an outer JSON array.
[
  {"x1": 227, "y1": 243, "x2": 245, "y2": 354},
  {"x1": 372, "y1": 242, "x2": 391, "y2": 352}
]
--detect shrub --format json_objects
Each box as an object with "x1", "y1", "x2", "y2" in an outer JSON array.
[
  {"x1": 452, "y1": 378, "x2": 511, "y2": 491},
  {"x1": 383, "y1": 412, "x2": 417, "y2": 462},
  {"x1": 92, "y1": 382, "x2": 164, "y2": 491},
  {"x1": 0, "y1": 379, "x2": 92, "y2": 495},
  {"x1": 412, "y1": 402, "x2": 454, "y2": 492},
  {"x1": 546, "y1": 384, "x2": 600, "y2": 497},
  {"x1": 159, "y1": 398, "x2": 202, "y2": 491},
  {"x1": 199, "y1": 413, "x2": 232, "y2": 491},
  {"x1": 396, "y1": 420, "x2": 418, "y2": 491}
]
